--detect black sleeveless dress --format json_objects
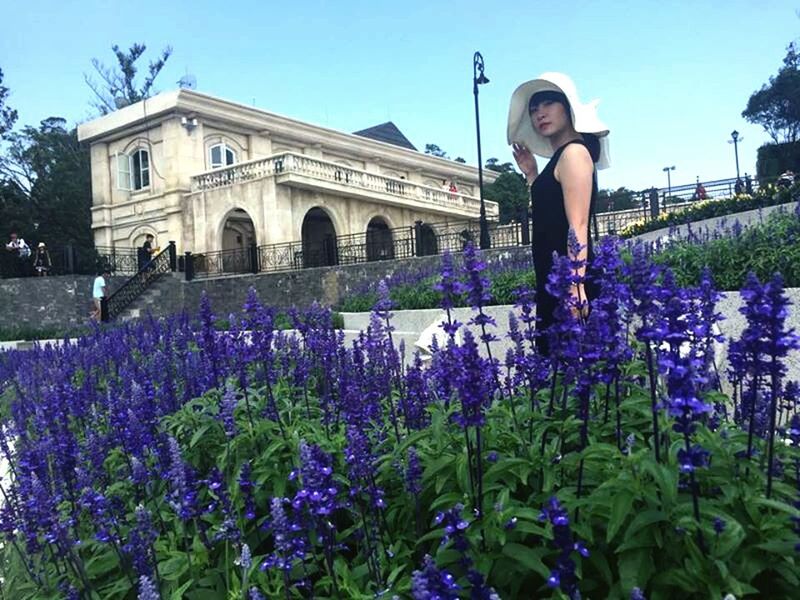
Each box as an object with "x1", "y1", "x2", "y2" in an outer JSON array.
[{"x1": 530, "y1": 138, "x2": 598, "y2": 356}]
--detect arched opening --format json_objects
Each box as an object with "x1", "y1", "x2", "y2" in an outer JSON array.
[
  {"x1": 417, "y1": 223, "x2": 438, "y2": 256},
  {"x1": 301, "y1": 207, "x2": 338, "y2": 268},
  {"x1": 221, "y1": 208, "x2": 256, "y2": 273},
  {"x1": 366, "y1": 217, "x2": 394, "y2": 261}
]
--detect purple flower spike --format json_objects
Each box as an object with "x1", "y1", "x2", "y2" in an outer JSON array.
[
  {"x1": 410, "y1": 554, "x2": 460, "y2": 600},
  {"x1": 137, "y1": 575, "x2": 159, "y2": 600},
  {"x1": 539, "y1": 496, "x2": 588, "y2": 600}
]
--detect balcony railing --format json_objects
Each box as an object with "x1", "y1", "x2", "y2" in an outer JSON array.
[{"x1": 191, "y1": 152, "x2": 499, "y2": 219}]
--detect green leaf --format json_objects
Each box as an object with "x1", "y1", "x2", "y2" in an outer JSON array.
[
  {"x1": 158, "y1": 553, "x2": 190, "y2": 581},
  {"x1": 607, "y1": 490, "x2": 635, "y2": 542},
  {"x1": 756, "y1": 540, "x2": 800, "y2": 554},
  {"x1": 170, "y1": 579, "x2": 194, "y2": 600},
  {"x1": 623, "y1": 509, "x2": 668, "y2": 542},
  {"x1": 501, "y1": 543, "x2": 551, "y2": 579},
  {"x1": 618, "y1": 548, "x2": 655, "y2": 592},
  {"x1": 752, "y1": 497, "x2": 799, "y2": 515},
  {"x1": 189, "y1": 422, "x2": 213, "y2": 448}
]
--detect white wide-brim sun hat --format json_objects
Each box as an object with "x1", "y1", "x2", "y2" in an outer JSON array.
[{"x1": 507, "y1": 72, "x2": 611, "y2": 170}]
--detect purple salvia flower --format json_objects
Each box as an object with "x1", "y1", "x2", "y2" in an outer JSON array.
[
  {"x1": 239, "y1": 462, "x2": 256, "y2": 520},
  {"x1": 401, "y1": 355, "x2": 432, "y2": 430},
  {"x1": 452, "y1": 330, "x2": 493, "y2": 429},
  {"x1": 219, "y1": 381, "x2": 238, "y2": 438},
  {"x1": 539, "y1": 496, "x2": 588, "y2": 600},
  {"x1": 713, "y1": 517, "x2": 726, "y2": 535},
  {"x1": 238, "y1": 542, "x2": 252, "y2": 569},
  {"x1": 344, "y1": 425, "x2": 385, "y2": 510},
  {"x1": 123, "y1": 504, "x2": 158, "y2": 577},
  {"x1": 433, "y1": 505, "x2": 497, "y2": 598},
  {"x1": 434, "y1": 251, "x2": 466, "y2": 336},
  {"x1": 260, "y1": 497, "x2": 308, "y2": 574},
  {"x1": 165, "y1": 437, "x2": 198, "y2": 521},
  {"x1": 405, "y1": 447, "x2": 423, "y2": 496},
  {"x1": 249, "y1": 588, "x2": 266, "y2": 600},
  {"x1": 410, "y1": 554, "x2": 460, "y2": 600},
  {"x1": 630, "y1": 587, "x2": 646, "y2": 600},
  {"x1": 137, "y1": 575, "x2": 160, "y2": 600},
  {"x1": 196, "y1": 292, "x2": 222, "y2": 389},
  {"x1": 291, "y1": 441, "x2": 339, "y2": 518}
]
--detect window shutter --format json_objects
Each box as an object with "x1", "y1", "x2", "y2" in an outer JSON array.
[{"x1": 116, "y1": 153, "x2": 131, "y2": 190}]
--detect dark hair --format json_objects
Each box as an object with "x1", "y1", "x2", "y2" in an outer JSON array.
[
  {"x1": 581, "y1": 133, "x2": 601, "y2": 163},
  {"x1": 528, "y1": 90, "x2": 569, "y2": 112}
]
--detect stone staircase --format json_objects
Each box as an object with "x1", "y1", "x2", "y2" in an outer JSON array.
[{"x1": 115, "y1": 275, "x2": 184, "y2": 322}]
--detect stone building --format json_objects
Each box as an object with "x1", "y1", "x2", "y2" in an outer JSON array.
[{"x1": 77, "y1": 89, "x2": 499, "y2": 270}]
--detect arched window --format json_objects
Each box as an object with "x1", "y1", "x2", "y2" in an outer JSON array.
[
  {"x1": 210, "y1": 143, "x2": 237, "y2": 169},
  {"x1": 116, "y1": 148, "x2": 150, "y2": 191}
]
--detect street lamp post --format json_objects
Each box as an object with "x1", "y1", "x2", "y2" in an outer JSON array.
[
  {"x1": 729, "y1": 130, "x2": 742, "y2": 180},
  {"x1": 663, "y1": 165, "x2": 676, "y2": 201},
  {"x1": 473, "y1": 51, "x2": 490, "y2": 250}
]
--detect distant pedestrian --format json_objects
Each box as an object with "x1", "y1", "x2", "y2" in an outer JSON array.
[
  {"x1": 5, "y1": 232, "x2": 30, "y2": 277},
  {"x1": 778, "y1": 170, "x2": 795, "y2": 188},
  {"x1": 649, "y1": 187, "x2": 660, "y2": 219},
  {"x1": 694, "y1": 181, "x2": 708, "y2": 200},
  {"x1": 91, "y1": 267, "x2": 111, "y2": 322},
  {"x1": 138, "y1": 233, "x2": 155, "y2": 271},
  {"x1": 734, "y1": 178, "x2": 744, "y2": 195},
  {"x1": 32, "y1": 242, "x2": 52, "y2": 276},
  {"x1": 744, "y1": 174, "x2": 753, "y2": 195}
]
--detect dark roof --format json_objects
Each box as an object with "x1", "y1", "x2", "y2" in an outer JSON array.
[{"x1": 352, "y1": 121, "x2": 417, "y2": 151}]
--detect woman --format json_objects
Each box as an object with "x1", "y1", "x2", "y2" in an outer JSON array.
[
  {"x1": 32, "y1": 242, "x2": 52, "y2": 276},
  {"x1": 507, "y1": 73, "x2": 610, "y2": 356}
]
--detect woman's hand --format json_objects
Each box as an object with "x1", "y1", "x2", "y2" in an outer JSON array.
[{"x1": 512, "y1": 143, "x2": 539, "y2": 184}]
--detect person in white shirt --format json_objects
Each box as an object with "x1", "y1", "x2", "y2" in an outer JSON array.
[
  {"x1": 5, "y1": 232, "x2": 30, "y2": 277},
  {"x1": 91, "y1": 268, "x2": 111, "y2": 321}
]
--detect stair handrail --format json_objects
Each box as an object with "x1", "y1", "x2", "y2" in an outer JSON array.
[{"x1": 101, "y1": 242, "x2": 176, "y2": 322}]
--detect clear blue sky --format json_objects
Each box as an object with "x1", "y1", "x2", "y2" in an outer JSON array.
[{"x1": 2, "y1": 0, "x2": 798, "y2": 191}]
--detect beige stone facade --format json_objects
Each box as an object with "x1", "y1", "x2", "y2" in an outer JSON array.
[{"x1": 77, "y1": 89, "x2": 499, "y2": 264}]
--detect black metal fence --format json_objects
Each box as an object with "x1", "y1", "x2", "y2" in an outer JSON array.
[
  {"x1": 1, "y1": 244, "x2": 140, "y2": 279},
  {"x1": 6, "y1": 176, "x2": 774, "y2": 284}
]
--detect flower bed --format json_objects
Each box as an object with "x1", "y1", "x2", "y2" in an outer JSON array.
[
  {"x1": 619, "y1": 182, "x2": 800, "y2": 238},
  {"x1": 340, "y1": 207, "x2": 800, "y2": 312},
  {"x1": 0, "y1": 241, "x2": 798, "y2": 599}
]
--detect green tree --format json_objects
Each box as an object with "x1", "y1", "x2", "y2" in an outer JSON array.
[
  {"x1": 0, "y1": 67, "x2": 17, "y2": 139},
  {"x1": 0, "y1": 118, "x2": 92, "y2": 248},
  {"x1": 85, "y1": 43, "x2": 173, "y2": 114},
  {"x1": 596, "y1": 187, "x2": 638, "y2": 213},
  {"x1": 743, "y1": 41, "x2": 800, "y2": 143},
  {"x1": 483, "y1": 170, "x2": 528, "y2": 224},
  {"x1": 424, "y1": 143, "x2": 449, "y2": 158},
  {"x1": 484, "y1": 157, "x2": 515, "y2": 173}
]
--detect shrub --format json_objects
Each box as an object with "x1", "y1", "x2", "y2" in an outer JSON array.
[{"x1": 619, "y1": 182, "x2": 799, "y2": 238}]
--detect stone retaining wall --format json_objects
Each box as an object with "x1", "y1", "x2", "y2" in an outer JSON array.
[
  {"x1": 0, "y1": 248, "x2": 531, "y2": 331},
  {"x1": 0, "y1": 275, "x2": 128, "y2": 331}
]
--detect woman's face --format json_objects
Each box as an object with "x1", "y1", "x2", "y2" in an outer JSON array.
[{"x1": 529, "y1": 99, "x2": 571, "y2": 138}]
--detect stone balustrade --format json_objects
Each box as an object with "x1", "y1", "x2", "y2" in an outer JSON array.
[{"x1": 191, "y1": 152, "x2": 498, "y2": 218}]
